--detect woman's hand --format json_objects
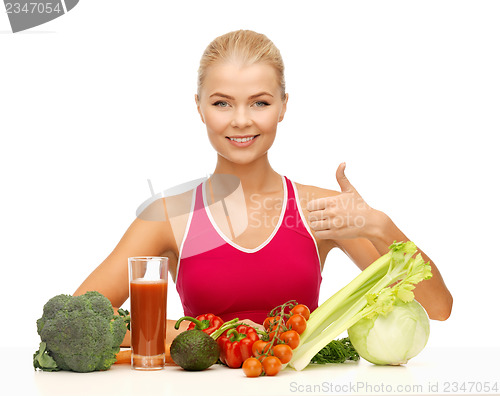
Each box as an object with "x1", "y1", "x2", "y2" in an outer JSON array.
[
  {"x1": 239, "y1": 319, "x2": 265, "y2": 332},
  {"x1": 307, "y1": 163, "x2": 453, "y2": 321},
  {"x1": 307, "y1": 163, "x2": 386, "y2": 241}
]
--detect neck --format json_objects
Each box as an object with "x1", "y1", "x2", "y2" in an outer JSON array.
[{"x1": 211, "y1": 153, "x2": 281, "y2": 194}]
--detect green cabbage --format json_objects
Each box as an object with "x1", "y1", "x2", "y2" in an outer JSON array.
[{"x1": 348, "y1": 299, "x2": 430, "y2": 365}]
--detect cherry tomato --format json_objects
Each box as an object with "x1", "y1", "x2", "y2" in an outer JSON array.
[
  {"x1": 262, "y1": 356, "x2": 282, "y2": 376},
  {"x1": 242, "y1": 357, "x2": 263, "y2": 378},
  {"x1": 252, "y1": 340, "x2": 271, "y2": 359},
  {"x1": 267, "y1": 327, "x2": 284, "y2": 345},
  {"x1": 291, "y1": 304, "x2": 310, "y2": 320},
  {"x1": 286, "y1": 313, "x2": 307, "y2": 335},
  {"x1": 280, "y1": 330, "x2": 301, "y2": 349},
  {"x1": 263, "y1": 316, "x2": 274, "y2": 330},
  {"x1": 264, "y1": 316, "x2": 282, "y2": 331},
  {"x1": 272, "y1": 344, "x2": 293, "y2": 364}
]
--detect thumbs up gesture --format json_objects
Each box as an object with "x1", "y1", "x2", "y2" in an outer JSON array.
[{"x1": 306, "y1": 163, "x2": 380, "y2": 240}]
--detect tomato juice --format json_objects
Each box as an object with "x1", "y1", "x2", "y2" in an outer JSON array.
[{"x1": 130, "y1": 279, "x2": 168, "y2": 358}]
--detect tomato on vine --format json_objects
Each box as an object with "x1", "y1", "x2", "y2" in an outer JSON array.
[
  {"x1": 242, "y1": 357, "x2": 263, "y2": 377},
  {"x1": 272, "y1": 344, "x2": 293, "y2": 364},
  {"x1": 263, "y1": 316, "x2": 281, "y2": 331},
  {"x1": 280, "y1": 330, "x2": 301, "y2": 349},
  {"x1": 249, "y1": 300, "x2": 310, "y2": 377},
  {"x1": 291, "y1": 304, "x2": 310, "y2": 320},
  {"x1": 286, "y1": 313, "x2": 307, "y2": 335},
  {"x1": 261, "y1": 356, "x2": 282, "y2": 376},
  {"x1": 252, "y1": 340, "x2": 271, "y2": 360}
]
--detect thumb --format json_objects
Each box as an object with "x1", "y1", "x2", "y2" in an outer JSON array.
[{"x1": 336, "y1": 162, "x2": 357, "y2": 193}]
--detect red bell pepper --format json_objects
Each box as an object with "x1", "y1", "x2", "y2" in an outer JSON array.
[
  {"x1": 175, "y1": 313, "x2": 224, "y2": 335},
  {"x1": 217, "y1": 325, "x2": 260, "y2": 368}
]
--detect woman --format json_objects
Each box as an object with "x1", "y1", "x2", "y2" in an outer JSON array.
[{"x1": 74, "y1": 30, "x2": 452, "y2": 345}]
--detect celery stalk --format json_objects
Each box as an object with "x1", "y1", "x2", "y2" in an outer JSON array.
[{"x1": 288, "y1": 241, "x2": 432, "y2": 371}]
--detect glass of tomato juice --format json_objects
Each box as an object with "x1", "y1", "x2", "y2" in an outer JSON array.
[{"x1": 129, "y1": 256, "x2": 169, "y2": 370}]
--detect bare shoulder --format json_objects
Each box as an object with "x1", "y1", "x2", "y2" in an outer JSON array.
[
  {"x1": 137, "y1": 187, "x2": 197, "y2": 253},
  {"x1": 293, "y1": 181, "x2": 341, "y2": 204},
  {"x1": 139, "y1": 188, "x2": 194, "y2": 219}
]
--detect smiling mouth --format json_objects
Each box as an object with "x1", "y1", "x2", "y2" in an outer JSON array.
[{"x1": 226, "y1": 134, "x2": 260, "y2": 143}]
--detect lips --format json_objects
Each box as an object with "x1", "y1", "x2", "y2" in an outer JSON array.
[
  {"x1": 226, "y1": 134, "x2": 259, "y2": 140},
  {"x1": 226, "y1": 134, "x2": 260, "y2": 147}
]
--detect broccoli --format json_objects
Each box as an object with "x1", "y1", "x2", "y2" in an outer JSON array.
[{"x1": 33, "y1": 291, "x2": 128, "y2": 373}]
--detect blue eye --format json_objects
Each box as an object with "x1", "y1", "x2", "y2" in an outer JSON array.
[
  {"x1": 255, "y1": 101, "x2": 270, "y2": 107},
  {"x1": 213, "y1": 101, "x2": 229, "y2": 107}
]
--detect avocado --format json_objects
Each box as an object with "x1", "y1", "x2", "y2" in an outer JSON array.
[{"x1": 170, "y1": 330, "x2": 220, "y2": 371}]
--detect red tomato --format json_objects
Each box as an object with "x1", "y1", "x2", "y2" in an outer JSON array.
[
  {"x1": 264, "y1": 316, "x2": 283, "y2": 331},
  {"x1": 272, "y1": 344, "x2": 293, "y2": 364},
  {"x1": 252, "y1": 340, "x2": 271, "y2": 360},
  {"x1": 286, "y1": 314, "x2": 307, "y2": 335},
  {"x1": 267, "y1": 328, "x2": 284, "y2": 345},
  {"x1": 262, "y1": 356, "x2": 282, "y2": 376},
  {"x1": 291, "y1": 304, "x2": 310, "y2": 320},
  {"x1": 279, "y1": 330, "x2": 301, "y2": 349},
  {"x1": 242, "y1": 357, "x2": 263, "y2": 377},
  {"x1": 263, "y1": 316, "x2": 274, "y2": 330}
]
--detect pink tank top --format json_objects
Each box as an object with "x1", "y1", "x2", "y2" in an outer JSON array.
[{"x1": 175, "y1": 175, "x2": 322, "y2": 324}]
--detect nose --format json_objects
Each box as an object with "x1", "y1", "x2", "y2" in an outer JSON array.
[{"x1": 230, "y1": 107, "x2": 253, "y2": 128}]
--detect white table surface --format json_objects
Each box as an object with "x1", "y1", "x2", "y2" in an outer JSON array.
[{"x1": 3, "y1": 346, "x2": 499, "y2": 396}]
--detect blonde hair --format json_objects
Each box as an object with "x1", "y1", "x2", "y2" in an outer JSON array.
[{"x1": 197, "y1": 30, "x2": 286, "y2": 100}]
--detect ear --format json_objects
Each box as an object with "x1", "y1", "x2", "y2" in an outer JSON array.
[
  {"x1": 278, "y1": 93, "x2": 288, "y2": 123},
  {"x1": 195, "y1": 94, "x2": 205, "y2": 124}
]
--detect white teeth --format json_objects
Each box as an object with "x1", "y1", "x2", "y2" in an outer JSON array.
[{"x1": 229, "y1": 136, "x2": 256, "y2": 143}]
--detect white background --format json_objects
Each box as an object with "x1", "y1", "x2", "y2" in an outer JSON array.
[{"x1": 1, "y1": 0, "x2": 499, "y2": 351}]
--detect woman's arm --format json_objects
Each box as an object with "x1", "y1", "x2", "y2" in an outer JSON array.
[
  {"x1": 335, "y1": 219, "x2": 453, "y2": 321},
  {"x1": 307, "y1": 163, "x2": 453, "y2": 321},
  {"x1": 370, "y1": 215, "x2": 453, "y2": 321},
  {"x1": 118, "y1": 317, "x2": 190, "y2": 347},
  {"x1": 73, "y1": 215, "x2": 176, "y2": 305},
  {"x1": 74, "y1": 205, "x2": 180, "y2": 346}
]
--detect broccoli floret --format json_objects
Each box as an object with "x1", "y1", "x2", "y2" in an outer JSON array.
[{"x1": 34, "y1": 291, "x2": 127, "y2": 373}]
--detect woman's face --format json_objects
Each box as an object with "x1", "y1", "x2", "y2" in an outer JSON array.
[{"x1": 196, "y1": 62, "x2": 288, "y2": 166}]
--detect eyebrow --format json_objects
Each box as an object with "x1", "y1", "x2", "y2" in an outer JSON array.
[{"x1": 209, "y1": 91, "x2": 274, "y2": 100}]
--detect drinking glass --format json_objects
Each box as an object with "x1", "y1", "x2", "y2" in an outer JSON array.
[{"x1": 129, "y1": 256, "x2": 169, "y2": 370}]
